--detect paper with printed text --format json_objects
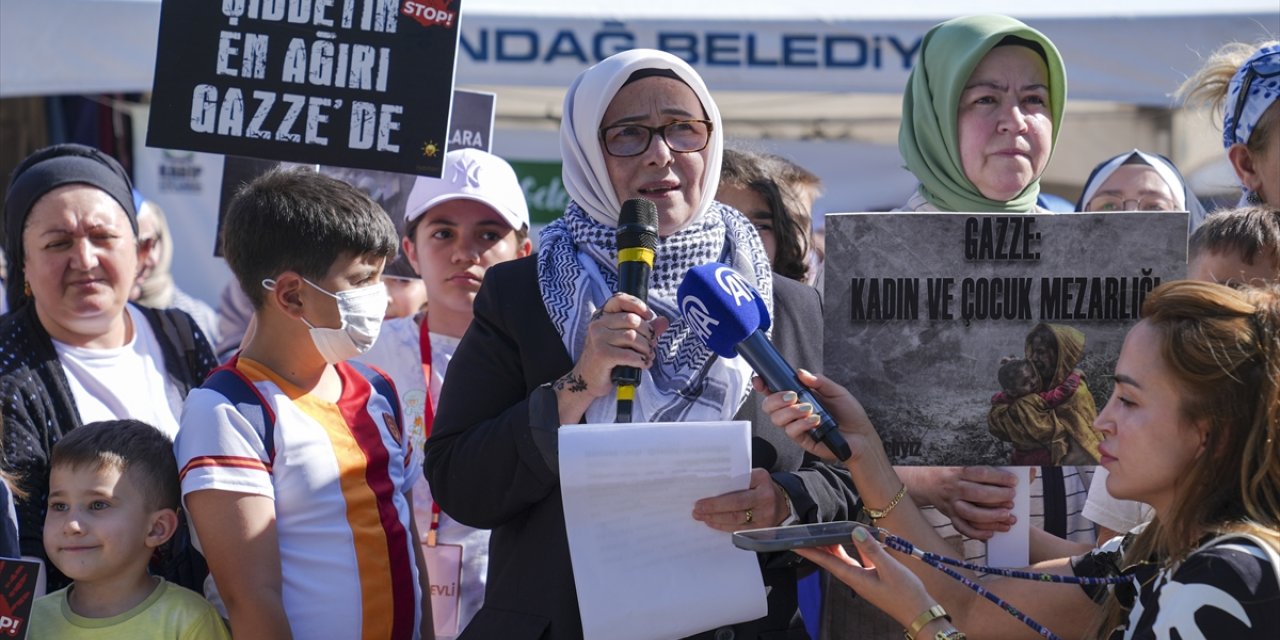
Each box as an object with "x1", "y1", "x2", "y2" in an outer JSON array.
[{"x1": 560, "y1": 420, "x2": 767, "y2": 640}]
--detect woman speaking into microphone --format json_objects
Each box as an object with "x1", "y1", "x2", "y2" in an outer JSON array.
[{"x1": 424, "y1": 49, "x2": 858, "y2": 639}]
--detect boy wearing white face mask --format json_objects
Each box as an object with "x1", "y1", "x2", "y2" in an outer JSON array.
[{"x1": 174, "y1": 169, "x2": 434, "y2": 640}]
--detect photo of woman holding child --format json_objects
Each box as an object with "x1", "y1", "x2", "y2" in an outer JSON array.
[{"x1": 988, "y1": 323, "x2": 1101, "y2": 465}]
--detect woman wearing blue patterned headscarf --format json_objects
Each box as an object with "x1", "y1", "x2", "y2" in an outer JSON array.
[{"x1": 1180, "y1": 41, "x2": 1280, "y2": 206}]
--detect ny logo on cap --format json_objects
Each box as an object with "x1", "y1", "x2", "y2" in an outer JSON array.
[{"x1": 445, "y1": 155, "x2": 484, "y2": 189}]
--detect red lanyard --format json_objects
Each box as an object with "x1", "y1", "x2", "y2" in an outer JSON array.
[
  {"x1": 419, "y1": 314, "x2": 443, "y2": 546},
  {"x1": 418, "y1": 312, "x2": 436, "y2": 439}
]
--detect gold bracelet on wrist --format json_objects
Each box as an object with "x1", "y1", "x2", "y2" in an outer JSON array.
[
  {"x1": 772, "y1": 480, "x2": 795, "y2": 522},
  {"x1": 864, "y1": 483, "x2": 908, "y2": 523},
  {"x1": 903, "y1": 604, "x2": 949, "y2": 640}
]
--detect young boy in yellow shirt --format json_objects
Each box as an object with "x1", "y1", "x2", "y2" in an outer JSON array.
[{"x1": 30, "y1": 419, "x2": 229, "y2": 639}]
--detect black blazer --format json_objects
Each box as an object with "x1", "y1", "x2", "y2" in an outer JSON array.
[{"x1": 426, "y1": 256, "x2": 858, "y2": 640}]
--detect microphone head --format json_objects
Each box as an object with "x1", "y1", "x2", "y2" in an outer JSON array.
[
  {"x1": 677, "y1": 263, "x2": 772, "y2": 358},
  {"x1": 617, "y1": 198, "x2": 659, "y2": 252}
]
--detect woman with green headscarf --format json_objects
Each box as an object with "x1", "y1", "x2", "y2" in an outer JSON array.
[
  {"x1": 897, "y1": 15, "x2": 1066, "y2": 213},
  {"x1": 880, "y1": 16, "x2": 1093, "y2": 629}
]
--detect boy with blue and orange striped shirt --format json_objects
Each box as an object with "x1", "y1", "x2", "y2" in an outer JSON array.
[{"x1": 175, "y1": 168, "x2": 432, "y2": 640}]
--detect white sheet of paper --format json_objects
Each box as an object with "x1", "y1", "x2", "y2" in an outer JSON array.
[
  {"x1": 559, "y1": 420, "x2": 768, "y2": 640},
  {"x1": 987, "y1": 466, "x2": 1033, "y2": 567}
]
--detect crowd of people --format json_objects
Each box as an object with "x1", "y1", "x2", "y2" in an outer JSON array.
[{"x1": 1, "y1": 12, "x2": 1277, "y2": 640}]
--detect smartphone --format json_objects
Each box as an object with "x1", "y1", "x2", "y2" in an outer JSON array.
[{"x1": 732, "y1": 521, "x2": 867, "y2": 552}]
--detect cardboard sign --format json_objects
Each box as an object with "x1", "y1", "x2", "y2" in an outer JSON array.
[
  {"x1": 0, "y1": 558, "x2": 39, "y2": 639},
  {"x1": 147, "y1": 0, "x2": 463, "y2": 177},
  {"x1": 822, "y1": 212, "x2": 1187, "y2": 466}
]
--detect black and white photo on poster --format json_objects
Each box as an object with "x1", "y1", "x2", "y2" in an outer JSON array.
[
  {"x1": 822, "y1": 212, "x2": 1187, "y2": 467},
  {"x1": 147, "y1": 0, "x2": 462, "y2": 177}
]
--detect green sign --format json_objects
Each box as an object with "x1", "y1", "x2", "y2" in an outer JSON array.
[{"x1": 509, "y1": 159, "x2": 569, "y2": 225}]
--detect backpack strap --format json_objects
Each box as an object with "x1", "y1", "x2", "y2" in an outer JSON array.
[
  {"x1": 201, "y1": 362, "x2": 277, "y2": 465},
  {"x1": 142, "y1": 305, "x2": 201, "y2": 395},
  {"x1": 348, "y1": 360, "x2": 403, "y2": 430}
]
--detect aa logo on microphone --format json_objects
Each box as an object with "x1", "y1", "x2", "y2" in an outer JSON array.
[
  {"x1": 681, "y1": 296, "x2": 719, "y2": 342},
  {"x1": 714, "y1": 266, "x2": 755, "y2": 306}
]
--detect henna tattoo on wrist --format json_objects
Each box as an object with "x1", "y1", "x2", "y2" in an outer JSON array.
[{"x1": 554, "y1": 372, "x2": 589, "y2": 393}]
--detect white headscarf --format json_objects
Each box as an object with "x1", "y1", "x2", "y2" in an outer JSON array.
[
  {"x1": 560, "y1": 48, "x2": 724, "y2": 233},
  {"x1": 1075, "y1": 149, "x2": 1208, "y2": 232},
  {"x1": 542, "y1": 49, "x2": 770, "y2": 425}
]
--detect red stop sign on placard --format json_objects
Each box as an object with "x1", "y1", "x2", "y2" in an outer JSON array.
[{"x1": 401, "y1": 0, "x2": 456, "y2": 29}]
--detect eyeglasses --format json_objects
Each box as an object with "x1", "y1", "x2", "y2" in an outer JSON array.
[
  {"x1": 1227, "y1": 56, "x2": 1280, "y2": 146},
  {"x1": 1086, "y1": 197, "x2": 1178, "y2": 212},
  {"x1": 599, "y1": 120, "x2": 713, "y2": 158}
]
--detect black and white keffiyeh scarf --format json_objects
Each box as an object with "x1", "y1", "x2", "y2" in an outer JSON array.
[{"x1": 537, "y1": 200, "x2": 773, "y2": 424}]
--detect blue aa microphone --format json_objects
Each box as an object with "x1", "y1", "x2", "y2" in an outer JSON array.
[{"x1": 677, "y1": 263, "x2": 852, "y2": 461}]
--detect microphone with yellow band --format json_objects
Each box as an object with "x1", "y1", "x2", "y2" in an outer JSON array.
[{"x1": 612, "y1": 198, "x2": 658, "y2": 422}]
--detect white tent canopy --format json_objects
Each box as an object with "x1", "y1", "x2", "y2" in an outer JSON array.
[
  {"x1": 3, "y1": 0, "x2": 1275, "y2": 104},
  {"x1": 2, "y1": 1, "x2": 1275, "y2": 306}
]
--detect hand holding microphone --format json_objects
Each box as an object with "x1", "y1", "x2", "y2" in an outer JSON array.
[
  {"x1": 677, "y1": 263, "x2": 853, "y2": 460},
  {"x1": 553, "y1": 199, "x2": 665, "y2": 425},
  {"x1": 612, "y1": 199, "x2": 659, "y2": 422}
]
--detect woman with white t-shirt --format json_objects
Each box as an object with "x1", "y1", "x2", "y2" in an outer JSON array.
[
  {"x1": 357, "y1": 147, "x2": 532, "y2": 640},
  {"x1": 0, "y1": 144, "x2": 216, "y2": 593}
]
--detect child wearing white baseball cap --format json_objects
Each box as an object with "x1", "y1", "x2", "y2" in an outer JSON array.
[
  {"x1": 403, "y1": 147, "x2": 531, "y2": 234},
  {"x1": 355, "y1": 147, "x2": 531, "y2": 640}
]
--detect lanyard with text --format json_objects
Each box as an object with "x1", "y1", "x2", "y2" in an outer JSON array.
[
  {"x1": 419, "y1": 314, "x2": 443, "y2": 548},
  {"x1": 419, "y1": 313, "x2": 464, "y2": 637}
]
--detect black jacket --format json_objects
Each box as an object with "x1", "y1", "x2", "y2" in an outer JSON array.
[{"x1": 425, "y1": 256, "x2": 860, "y2": 640}]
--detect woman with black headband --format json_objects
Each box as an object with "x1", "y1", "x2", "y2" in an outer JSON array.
[
  {"x1": 425, "y1": 49, "x2": 857, "y2": 639},
  {"x1": 0, "y1": 144, "x2": 216, "y2": 592}
]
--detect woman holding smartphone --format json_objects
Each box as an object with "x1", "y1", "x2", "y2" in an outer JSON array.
[{"x1": 756, "y1": 280, "x2": 1279, "y2": 639}]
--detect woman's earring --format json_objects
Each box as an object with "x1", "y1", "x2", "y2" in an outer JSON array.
[
  {"x1": 23, "y1": 280, "x2": 32, "y2": 297},
  {"x1": 1246, "y1": 190, "x2": 1264, "y2": 205}
]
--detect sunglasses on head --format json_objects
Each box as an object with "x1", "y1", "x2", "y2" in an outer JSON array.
[{"x1": 1227, "y1": 56, "x2": 1280, "y2": 146}]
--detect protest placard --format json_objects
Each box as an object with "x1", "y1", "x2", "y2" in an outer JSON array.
[
  {"x1": 213, "y1": 87, "x2": 494, "y2": 254},
  {"x1": 0, "y1": 558, "x2": 39, "y2": 640},
  {"x1": 148, "y1": 0, "x2": 462, "y2": 177},
  {"x1": 213, "y1": 158, "x2": 414, "y2": 255},
  {"x1": 823, "y1": 212, "x2": 1187, "y2": 466},
  {"x1": 447, "y1": 89, "x2": 494, "y2": 153}
]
